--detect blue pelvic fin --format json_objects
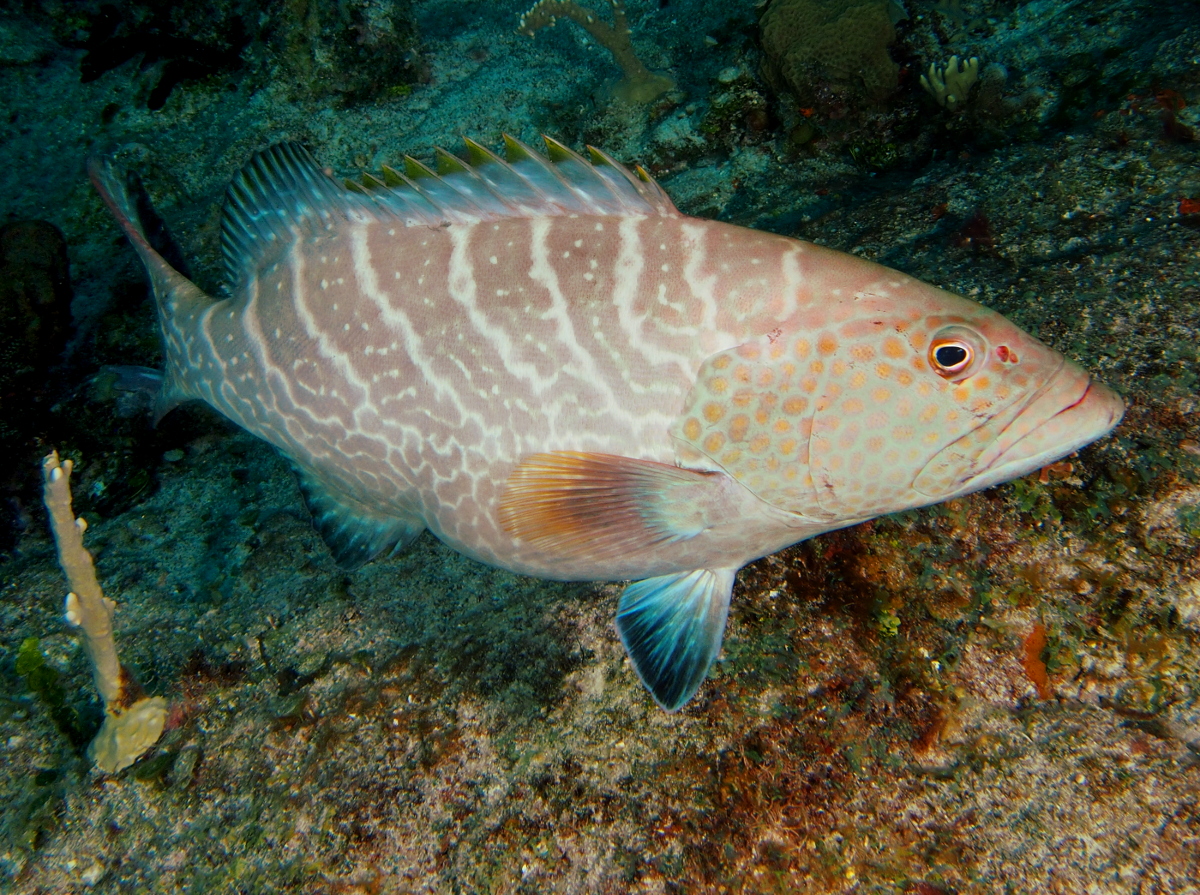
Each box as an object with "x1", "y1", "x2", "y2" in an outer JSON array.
[
  {"x1": 292, "y1": 466, "x2": 425, "y2": 570},
  {"x1": 616, "y1": 568, "x2": 737, "y2": 711}
]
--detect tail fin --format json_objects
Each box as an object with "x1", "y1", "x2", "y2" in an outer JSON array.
[{"x1": 88, "y1": 156, "x2": 213, "y2": 420}]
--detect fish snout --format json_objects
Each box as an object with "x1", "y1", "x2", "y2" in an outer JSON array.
[{"x1": 970, "y1": 367, "x2": 1125, "y2": 490}]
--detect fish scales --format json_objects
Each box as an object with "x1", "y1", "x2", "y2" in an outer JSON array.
[
  {"x1": 91, "y1": 137, "x2": 1124, "y2": 710},
  {"x1": 170, "y1": 212, "x2": 815, "y2": 568}
]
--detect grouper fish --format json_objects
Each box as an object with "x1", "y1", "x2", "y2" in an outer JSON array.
[{"x1": 90, "y1": 138, "x2": 1124, "y2": 710}]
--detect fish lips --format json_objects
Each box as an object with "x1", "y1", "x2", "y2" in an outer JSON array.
[{"x1": 955, "y1": 371, "x2": 1125, "y2": 495}]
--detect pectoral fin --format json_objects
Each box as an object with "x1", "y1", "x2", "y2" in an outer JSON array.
[
  {"x1": 497, "y1": 451, "x2": 726, "y2": 563},
  {"x1": 616, "y1": 568, "x2": 737, "y2": 711}
]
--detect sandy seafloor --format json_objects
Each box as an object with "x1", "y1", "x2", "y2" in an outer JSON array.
[{"x1": 1, "y1": 0, "x2": 1199, "y2": 891}]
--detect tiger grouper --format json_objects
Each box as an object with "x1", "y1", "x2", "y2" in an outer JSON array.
[{"x1": 89, "y1": 138, "x2": 1124, "y2": 710}]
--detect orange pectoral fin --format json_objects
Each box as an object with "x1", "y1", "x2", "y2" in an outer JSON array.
[{"x1": 497, "y1": 452, "x2": 724, "y2": 562}]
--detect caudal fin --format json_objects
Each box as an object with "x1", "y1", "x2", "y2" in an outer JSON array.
[{"x1": 88, "y1": 156, "x2": 213, "y2": 420}]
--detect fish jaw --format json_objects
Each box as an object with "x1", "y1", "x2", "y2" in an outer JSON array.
[{"x1": 950, "y1": 371, "x2": 1125, "y2": 496}]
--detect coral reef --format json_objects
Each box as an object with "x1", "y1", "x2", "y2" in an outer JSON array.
[
  {"x1": 759, "y1": 0, "x2": 901, "y2": 111},
  {"x1": 279, "y1": 0, "x2": 424, "y2": 102}
]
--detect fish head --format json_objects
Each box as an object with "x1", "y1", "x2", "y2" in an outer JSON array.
[{"x1": 673, "y1": 280, "x2": 1125, "y2": 524}]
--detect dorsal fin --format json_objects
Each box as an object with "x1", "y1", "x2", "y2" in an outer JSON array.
[
  {"x1": 367, "y1": 134, "x2": 681, "y2": 223},
  {"x1": 220, "y1": 137, "x2": 680, "y2": 290},
  {"x1": 220, "y1": 143, "x2": 371, "y2": 291}
]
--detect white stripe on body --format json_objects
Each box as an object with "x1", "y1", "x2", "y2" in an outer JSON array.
[{"x1": 178, "y1": 213, "x2": 812, "y2": 578}]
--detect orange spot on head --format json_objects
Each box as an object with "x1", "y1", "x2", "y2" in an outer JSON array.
[
  {"x1": 896, "y1": 370, "x2": 914, "y2": 386},
  {"x1": 703, "y1": 432, "x2": 726, "y2": 453},
  {"x1": 817, "y1": 333, "x2": 838, "y2": 356},
  {"x1": 755, "y1": 409, "x2": 770, "y2": 425},
  {"x1": 882, "y1": 336, "x2": 906, "y2": 359},
  {"x1": 973, "y1": 375, "x2": 991, "y2": 390},
  {"x1": 842, "y1": 397, "x2": 864, "y2": 414},
  {"x1": 779, "y1": 438, "x2": 797, "y2": 455},
  {"x1": 871, "y1": 387, "x2": 890, "y2": 404},
  {"x1": 875, "y1": 362, "x2": 892, "y2": 379},
  {"x1": 774, "y1": 418, "x2": 791, "y2": 433},
  {"x1": 708, "y1": 376, "x2": 728, "y2": 394},
  {"x1": 737, "y1": 343, "x2": 761, "y2": 360},
  {"x1": 734, "y1": 365, "x2": 751, "y2": 383},
  {"x1": 783, "y1": 395, "x2": 808, "y2": 414},
  {"x1": 682, "y1": 417, "x2": 701, "y2": 440},
  {"x1": 732, "y1": 391, "x2": 754, "y2": 408},
  {"x1": 712, "y1": 354, "x2": 731, "y2": 370},
  {"x1": 851, "y1": 343, "x2": 876, "y2": 362},
  {"x1": 703, "y1": 402, "x2": 726, "y2": 423},
  {"x1": 757, "y1": 368, "x2": 775, "y2": 387},
  {"x1": 749, "y1": 433, "x2": 771, "y2": 453},
  {"x1": 793, "y1": 339, "x2": 810, "y2": 359},
  {"x1": 729, "y1": 415, "x2": 751, "y2": 441},
  {"x1": 800, "y1": 376, "x2": 818, "y2": 394}
]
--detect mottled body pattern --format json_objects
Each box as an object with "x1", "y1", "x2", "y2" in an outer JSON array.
[{"x1": 91, "y1": 139, "x2": 1123, "y2": 709}]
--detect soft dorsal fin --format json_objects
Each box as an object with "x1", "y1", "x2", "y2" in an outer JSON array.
[
  {"x1": 220, "y1": 137, "x2": 680, "y2": 292},
  {"x1": 220, "y1": 143, "x2": 372, "y2": 291}
]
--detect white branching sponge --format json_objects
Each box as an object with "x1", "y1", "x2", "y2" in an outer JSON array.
[
  {"x1": 42, "y1": 451, "x2": 167, "y2": 774},
  {"x1": 920, "y1": 55, "x2": 980, "y2": 111}
]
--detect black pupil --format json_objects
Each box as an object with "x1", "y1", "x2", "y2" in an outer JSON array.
[{"x1": 935, "y1": 345, "x2": 968, "y2": 368}]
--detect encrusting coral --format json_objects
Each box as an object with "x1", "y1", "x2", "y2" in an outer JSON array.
[
  {"x1": 759, "y1": 0, "x2": 900, "y2": 109},
  {"x1": 518, "y1": 0, "x2": 675, "y2": 104},
  {"x1": 41, "y1": 451, "x2": 167, "y2": 774}
]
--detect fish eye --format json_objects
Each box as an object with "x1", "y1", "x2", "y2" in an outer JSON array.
[{"x1": 928, "y1": 327, "x2": 985, "y2": 380}]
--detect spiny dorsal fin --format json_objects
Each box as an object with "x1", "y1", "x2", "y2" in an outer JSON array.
[{"x1": 369, "y1": 134, "x2": 681, "y2": 223}]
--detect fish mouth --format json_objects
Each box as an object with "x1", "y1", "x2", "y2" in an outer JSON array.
[{"x1": 959, "y1": 373, "x2": 1125, "y2": 494}]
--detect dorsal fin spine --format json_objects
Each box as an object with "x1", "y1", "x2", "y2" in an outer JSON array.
[{"x1": 219, "y1": 137, "x2": 679, "y2": 289}]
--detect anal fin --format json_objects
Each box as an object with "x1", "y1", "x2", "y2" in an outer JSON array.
[
  {"x1": 616, "y1": 568, "x2": 737, "y2": 711},
  {"x1": 292, "y1": 466, "x2": 424, "y2": 570}
]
